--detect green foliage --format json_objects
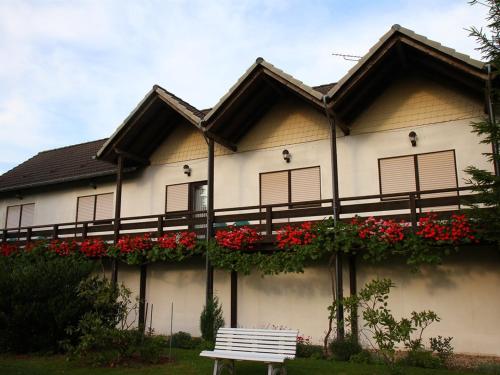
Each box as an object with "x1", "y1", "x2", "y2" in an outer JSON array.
[
  {"x1": 0, "y1": 252, "x2": 98, "y2": 353},
  {"x1": 401, "y1": 349, "x2": 442, "y2": 369},
  {"x1": 429, "y1": 335, "x2": 454, "y2": 364},
  {"x1": 349, "y1": 350, "x2": 373, "y2": 364},
  {"x1": 296, "y1": 343, "x2": 323, "y2": 359},
  {"x1": 343, "y1": 279, "x2": 450, "y2": 372},
  {"x1": 465, "y1": 0, "x2": 500, "y2": 248},
  {"x1": 475, "y1": 363, "x2": 500, "y2": 374},
  {"x1": 329, "y1": 336, "x2": 362, "y2": 361},
  {"x1": 199, "y1": 296, "x2": 225, "y2": 345},
  {"x1": 170, "y1": 331, "x2": 198, "y2": 349}
]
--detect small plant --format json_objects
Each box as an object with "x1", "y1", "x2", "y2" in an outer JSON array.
[
  {"x1": 329, "y1": 335, "x2": 362, "y2": 361},
  {"x1": 350, "y1": 350, "x2": 373, "y2": 364},
  {"x1": 402, "y1": 349, "x2": 441, "y2": 369},
  {"x1": 296, "y1": 334, "x2": 322, "y2": 358},
  {"x1": 171, "y1": 331, "x2": 196, "y2": 349},
  {"x1": 430, "y1": 335, "x2": 454, "y2": 364},
  {"x1": 200, "y1": 296, "x2": 225, "y2": 345}
]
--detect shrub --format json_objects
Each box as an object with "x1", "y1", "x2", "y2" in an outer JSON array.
[
  {"x1": 350, "y1": 350, "x2": 373, "y2": 364},
  {"x1": 0, "y1": 253, "x2": 97, "y2": 353},
  {"x1": 171, "y1": 331, "x2": 196, "y2": 349},
  {"x1": 200, "y1": 296, "x2": 225, "y2": 345},
  {"x1": 402, "y1": 349, "x2": 441, "y2": 369},
  {"x1": 475, "y1": 363, "x2": 500, "y2": 374},
  {"x1": 430, "y1": 335, "x2": 454, "y2": 364},
  {"x1": 329, "y1": 335, "x2": 362, "y2": 361}
]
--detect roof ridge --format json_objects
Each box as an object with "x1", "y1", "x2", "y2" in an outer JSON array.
[
  {"x1": 154, "y1": 84, "x2": 204, "y2": 118},
  {"x1": 37, "y1": 138, "x2": 108, "y2": 155}
]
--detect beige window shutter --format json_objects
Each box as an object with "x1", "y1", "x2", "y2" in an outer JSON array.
[
  {"x1": 95, "y1": 193, "x2": 114, "y2": 220},
  {"x1": 20, "y1": 204, "x2": 35, "y2": 227},
  {"x1": 260, "y1": 171, "x2": 289, "y2": 205},
  {"x1": 291, "y1": 167, "x2": 321, "y2": 203},
  {"x1": 166, "y1": 184, "x2": 189, "y2": 212},
  {"x1": 379, "y1": 156, "x2": 417, "y2": 196},
  {"x1": 77, "y1": 195, "x2": 95, "y2": 222},
  {"x1": 417, "y1": 151, "x2": 457, "y2": 195},
  {"x1": 6, "y1": 205, "x2": 21, "y2": 228}
]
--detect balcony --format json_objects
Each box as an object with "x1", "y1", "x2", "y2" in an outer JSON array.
[{"x1": 2, "y1": 186, "x2": 478, "y2": 247}]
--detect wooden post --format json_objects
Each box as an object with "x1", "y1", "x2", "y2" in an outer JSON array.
[
  {"x1": 349, "y1": 255, "x2": 358, "y2": 341},
  {"x1": 230, "y1": 270, "x2": 238, "y2": 328},
  {"x1": 409, "y1": 193, "x2": 417, "y2": 233},
  {"x1": 82, "y1": 222, "x2": 88, "y2": 240},
  {"x1": 157, "y1": 215, "x2": 164, "y2": 237},
  {"x1": 2, "y1": 229, "x2": 7, "y2": 243},
  {"x1": 112, "y1": 153, "x2": 124, "y2": 285},
  {"x1": 138, "y1": 264, "x2": 147, "y2": 332},
  {"x1": 206, "y1": 137, "x2": 215, "y2": 304},
  {"x1": 26, "y1": 227, "x2": 32, "y2": 243},
  {"x1": 52, "y1": 224, "x2": 59, "y2": 240},
  {"x1": 265, "y1": 206, "x2": 272, "y2": 235}
]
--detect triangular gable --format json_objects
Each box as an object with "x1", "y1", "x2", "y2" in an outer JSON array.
[
  {"x1": 325, "y1": 24, "x2": 488, "y2": 126},
  {"x1": 97, "y1": 85, "x2": 204, "y2": 164},
  {"x1": 202, "y1": 58, "x2": 327, "y2": 144}
]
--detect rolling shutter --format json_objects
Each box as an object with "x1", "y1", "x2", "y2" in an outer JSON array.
[
  {"x1": 291, "y1": 167, "x2": 321, "y2": 203},
  {"x1": 166, "y1": 184, "x2": 189, "y2": 212},
  {"x1": 6, "y1": 205, "x2": 21, "y2": 228},
  {"x1": 20, "y1": 203, "x2": 35, "y2": 227},
  {"x1": 417, "y1": 151, "x2": 457, "y2": 196},
  {"x1": 379, "y1": 156, "x2": 417, "y2": 197},
  {"x1": 77, "y1": 195, "x2": 95, "y2": 222},
  {"x1": 260, "y1": 171, "x2": 289, "y2": 205},
  {"x1": 95, "y1": 193, "x2": 114, "y2": 220}
]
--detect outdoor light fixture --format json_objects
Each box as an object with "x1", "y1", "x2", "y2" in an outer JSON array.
[
  {"x1": 282, "y1": 149, "x2": 291, "y2": 163},
  {"x1": 409, "y1": 131, "x2": 417, "y2": 147},
  {"x1": 183, "y1": 164, "x2": 191, "y2": 177}
]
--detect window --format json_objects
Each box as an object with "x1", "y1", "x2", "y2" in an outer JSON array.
[
  {"x1": 5, "y1": 203, "x2": 35, "y2": 228},
  {"x1": 76, "y1": 193, "x2": 114, "y2": 222},
  {"x1": 260, "y1": 166, "x2": 321, "y2": 207},
  {"x1": 165, "y1": 181, "x2": 208, "y2": 213},
  {"x1": 378, "y1": 150, "x2": 458, "y2": 203}
]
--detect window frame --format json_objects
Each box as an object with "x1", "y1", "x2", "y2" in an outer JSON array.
[
  {"x1": 165, "y1": 181, "x2": 208, "y2": 214},
  {"x1": 259, "y1": 166, "x2": 322, "y2": 209},
  {"x1": 75, "y1": 192, "x2": 114, "y2": 223},
  {"x1": 5, "y1": 203, "x2": 35, "y2": 229},
  {"x1": 378, "y1": 149, "x2": 459, "y2": 202}
]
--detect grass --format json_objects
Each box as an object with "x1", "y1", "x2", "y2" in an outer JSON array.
[{"x1": 0, "y1": 349, "x2": 481, "y2": 375}]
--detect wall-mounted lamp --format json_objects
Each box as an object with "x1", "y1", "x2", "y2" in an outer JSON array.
[
  {"x1": 183, "y1": 164, "x2": 191, "y2": 177},
  {"x1": 409, "y1": 131, "x2": 417, "y2": 147},
  {"x1": 282, "y1": 149, "x2": 291, "y2": 163}
]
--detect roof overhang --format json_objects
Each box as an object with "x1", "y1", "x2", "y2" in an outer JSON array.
[
  {"x1": 202, "y1": 58, "x2": 329, "y2": 144},
  {"x1": 97, "y1": 86, "x2": 204, "y2": 165},
  {"x1": 326, "y1": 24, "x2": 488, "y2": 126}
]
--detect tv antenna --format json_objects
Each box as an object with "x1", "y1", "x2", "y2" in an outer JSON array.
[{"x1": 331, "y1": 52, "x2": 362, "y2": 61}]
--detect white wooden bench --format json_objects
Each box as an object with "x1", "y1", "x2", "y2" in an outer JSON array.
[{"x1": 200, "y1": 328, "x2": 298, "y2": 375}]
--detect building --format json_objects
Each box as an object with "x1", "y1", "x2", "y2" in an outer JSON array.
[{"x1": 1, "y1": 25, "x2": 498, "y2": 356}]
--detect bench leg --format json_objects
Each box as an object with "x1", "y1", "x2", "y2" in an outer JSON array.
[
  {"x1": 213, "y1": 359, "x2": 235, "y2": 375},
  {"x1": 267, "y1": 363, "x2": 286, "y2": 375}
]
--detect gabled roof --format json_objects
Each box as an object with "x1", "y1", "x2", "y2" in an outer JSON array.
[
  {"x1": 97, "y1": 85, "x2": 204, "y2": 164},
  {"x1": 202, "y1": 58, "x2": 328, "y2": 145},
  {"x1": 326, "y1": 25, "x2": 487, "y2": 124},
  {"x1": 0, "y1": 139, "x2": 119, "y2": 193}
]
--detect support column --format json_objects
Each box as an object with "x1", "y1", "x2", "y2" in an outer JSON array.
[
  {"x1": 138, "y1": 264, "x2": 147, "y2": 332},
  {"x1": 323, "y1": 97, "x2": 344, "y2": 340},
  {"x1": 206, "y1": 137, "x2": 215, "y2": 304},
  {"x1": 112, "y1": 153, "x2": 124, "y2": 285},
  {"x1": 230, "y1": 270, "x2": 238, "y2": 328},
  {"x1": 349, "y1": 254, "x2": 358, "y2": 340}
]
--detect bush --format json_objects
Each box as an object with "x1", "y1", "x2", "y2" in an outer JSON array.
[
  {"x1": 296, "y1": 343, "x2": 323, "y2": 358},
  {"x1": 350, "y1": 350, "x2": 373, "y2": 364},
  {"x1": 0, "y1": 252, "x2": 97, "y2": 353},
  {"x1": 329, "y1": 336, "x2": 362, "y2": 361},
  {"x1": 171, "y1": 331, "x2": 197, "y2": 349},
  {"x1": 200, "y1": 296, "x2": 225, "y2": 345},
  {"x1": 402, "y1": 349, "x2": 442, "y2": 369},
  {"x1": 475, "y1": 363, "x2": 500, "y2": 374}
]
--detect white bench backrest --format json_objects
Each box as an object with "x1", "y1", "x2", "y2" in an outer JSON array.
[{"x1": 215, "y1": 328, "x2": 298, "y2": 359}]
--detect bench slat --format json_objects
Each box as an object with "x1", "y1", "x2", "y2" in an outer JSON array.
[{"x1": 200, "y1": 350, "x2": 289, "y2": 363}]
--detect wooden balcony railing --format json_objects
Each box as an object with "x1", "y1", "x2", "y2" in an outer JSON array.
[{"x1": 2, "y1": 186, "x2": 478, "y2": 246}]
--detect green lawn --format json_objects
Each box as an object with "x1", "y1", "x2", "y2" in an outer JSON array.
[{"x1": 0, "y1": 349, "x2": 480, "y2": 375}]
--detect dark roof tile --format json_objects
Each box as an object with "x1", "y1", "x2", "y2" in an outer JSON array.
[{"x1": 0, "y1": 139, "x2": 117, "y2": 192}]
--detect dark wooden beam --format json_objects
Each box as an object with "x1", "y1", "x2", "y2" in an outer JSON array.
[
  {"x1": 230, "y1": 270, "x2": 238, "y2": 328},
  {"x1": 206, "y1": 137, "x2": 215, "y2": 304},
  {"x1": 205, "y1": 130, "x2": 237, "y2": 152},
  {"x1": 349, "y1": 255, "x2": 358, "y2": 341},
  {"x1": 112, "y1": 154, "x2": 124, "y2": 285},
  {"x1": 138, "y1": 264, "x2": 147, "y2": 332},
  {"x1": 115, "y1": 149, "x2": 150, "y2": 166}
]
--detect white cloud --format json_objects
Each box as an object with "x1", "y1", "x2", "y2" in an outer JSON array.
[{"x1": 0, "y1": 0, "x2": 491, "y2": 173}]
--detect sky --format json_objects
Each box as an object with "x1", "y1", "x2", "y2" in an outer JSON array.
[{"x1": 0, "y1": 0, "x2": 490, "y2": 174}]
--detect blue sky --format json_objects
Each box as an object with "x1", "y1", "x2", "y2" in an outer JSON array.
[{"x1": 0, "y1": 0, "x2": 489, "y2": 174}]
